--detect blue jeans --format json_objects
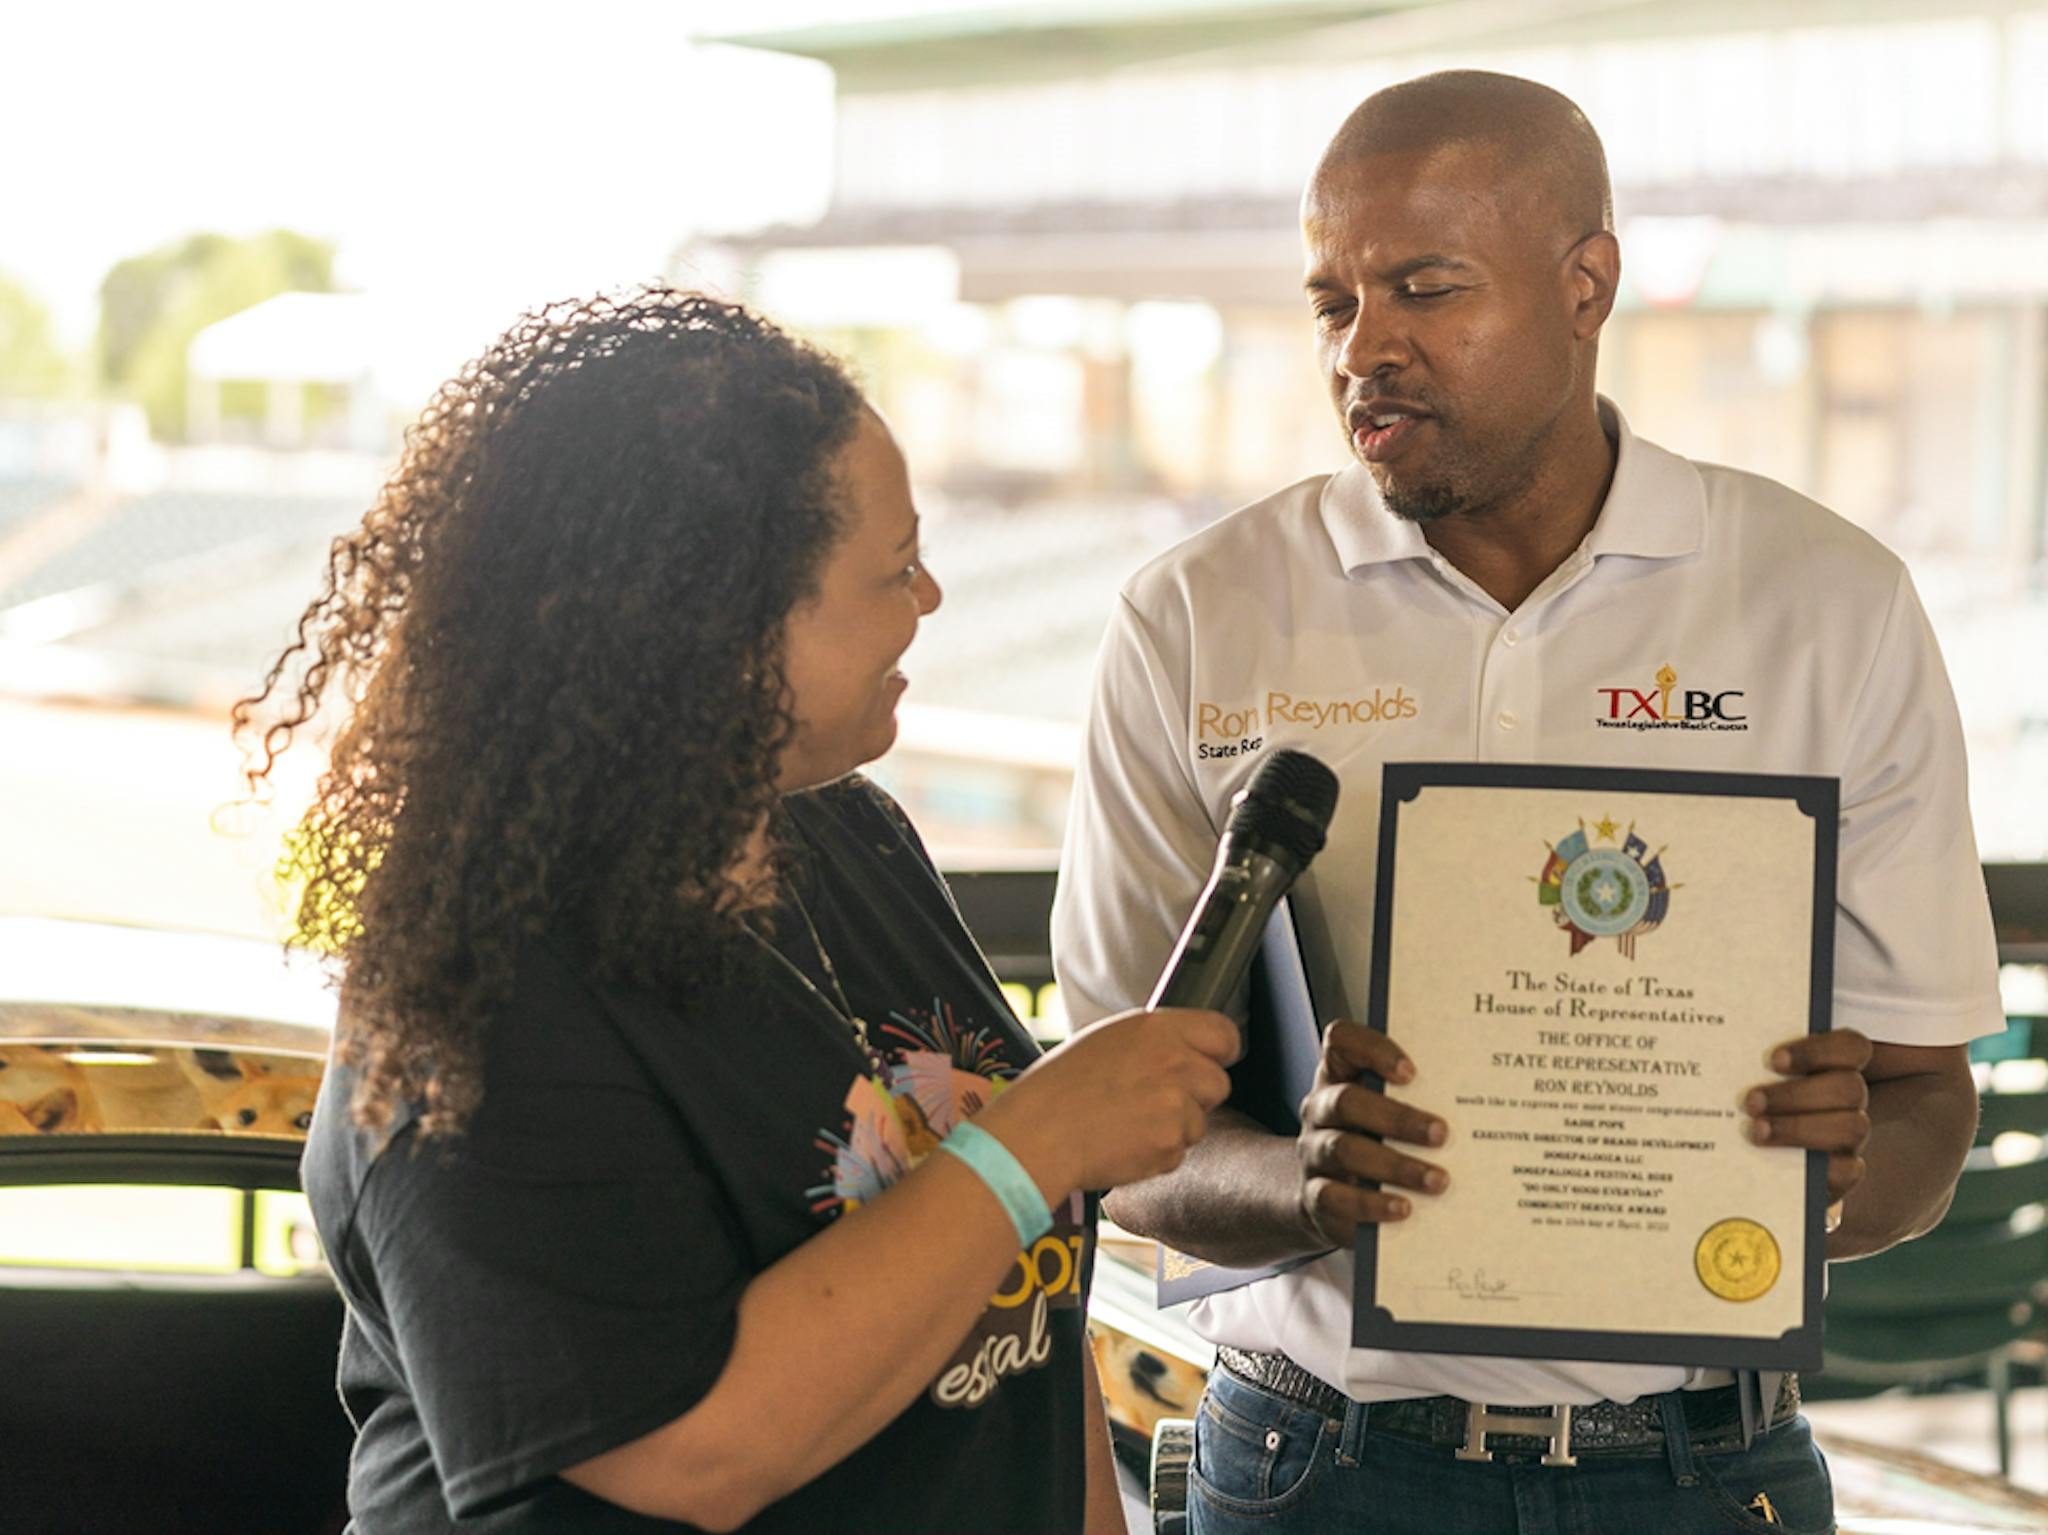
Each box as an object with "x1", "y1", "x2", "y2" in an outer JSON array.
[{"x1": 1187, "y1": 1369, "x2": 1835, "y2": 1535}]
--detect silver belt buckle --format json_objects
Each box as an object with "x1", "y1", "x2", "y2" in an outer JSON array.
[{"x1": 1454, "y1": 1402, "x2": 1578, "y2": 1467}]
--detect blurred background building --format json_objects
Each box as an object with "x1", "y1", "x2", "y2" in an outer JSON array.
[{"x1": 694, "y1": 0, "x2": 2048, "y2": 857}]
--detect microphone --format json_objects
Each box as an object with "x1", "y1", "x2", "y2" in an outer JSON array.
[{"x1": 1147, "y1": 749, "x2": 1340, "y2": 1017}]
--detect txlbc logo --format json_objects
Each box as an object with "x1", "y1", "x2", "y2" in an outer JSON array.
[{"x1": 1594, "y1": 665, "x2": 1747, "y2": 733}]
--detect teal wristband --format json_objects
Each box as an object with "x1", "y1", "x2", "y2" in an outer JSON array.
[{"x1": 938, "y1": 1121, "x2": 1054, "y2": 1248}]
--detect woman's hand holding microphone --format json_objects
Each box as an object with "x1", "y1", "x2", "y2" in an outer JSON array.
[{"x1": 976, "y1": 1007, "x2": 1239, "y2": 1203}]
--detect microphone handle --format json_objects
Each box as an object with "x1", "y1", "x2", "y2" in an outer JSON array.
[{"x1": 1147, "y1": 839, "x2": 1302, "y2": 1015}]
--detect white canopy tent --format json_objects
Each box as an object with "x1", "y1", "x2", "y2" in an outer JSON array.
[{"x1": 186, "y1": 290, "x2": 535, "y2": 451}]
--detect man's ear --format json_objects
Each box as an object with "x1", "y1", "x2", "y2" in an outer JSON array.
[{"x1": 1569, "y1": 231, "x2": 1621, "y2": 340}]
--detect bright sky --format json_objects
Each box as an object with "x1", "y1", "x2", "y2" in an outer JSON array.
[{"x1": 3, "y1": 1, "x2": 835, "y2": 353}]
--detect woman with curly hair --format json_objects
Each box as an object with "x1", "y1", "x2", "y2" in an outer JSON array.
[{"x1": 240, "y1": 288, "x2": 1234, "y2": 1534}]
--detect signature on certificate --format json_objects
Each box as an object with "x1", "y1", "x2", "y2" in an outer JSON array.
[{"x1": 1446, "y1": 1268, "x2": 1517, "y2": 1301}]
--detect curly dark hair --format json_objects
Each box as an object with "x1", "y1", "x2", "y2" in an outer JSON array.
[{"x1": 235, "y1": 288, "x2": 866, "y2": 1138}]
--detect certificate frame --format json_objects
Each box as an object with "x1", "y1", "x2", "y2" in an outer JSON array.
[{"x1": 1353, "y1": 763, "x2": 1836, "y2": 1371}]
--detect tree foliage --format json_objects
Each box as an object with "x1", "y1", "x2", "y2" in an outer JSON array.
[
  {"x1": 96, "y1": 230, "x2": 335, "y2": 439},
  {"x1": 0, "y1": 271, "x2": 70, "y2": 398}
]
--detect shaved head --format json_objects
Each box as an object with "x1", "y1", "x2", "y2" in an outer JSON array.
[
  {"x1": 1313, "y1": 70, "x2": 1612, "y2": 242},
  {"x1": 1298, "y1": 69, "x2": 1622, "y2": 533}
]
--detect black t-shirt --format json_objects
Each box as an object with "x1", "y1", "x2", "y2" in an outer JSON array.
[{"x1": 303, "y1": 778, "x2": 1094, "y2": 1533}]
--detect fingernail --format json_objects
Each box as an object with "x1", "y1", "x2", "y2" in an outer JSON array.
[
  {"x1": 1393, "y1": 1058, "x2": 1415, "y2": 1084},
  {"x1": 1427, "y1": 1121, "x2": 1446, "y2": 1146},
  {"x1": 1390, "y1": 1197, "x2": 1411, "y2": 1218},
  {"x1": 1424, "y1": 1168, "x2": 1448, "y2": 1193},
  {"x1": 1771, "y1": 1049, "x2": 1792, "y2": 1072},
  {"x1": 1749, "y1": 1119, "x2": 1772, "y2": 1144},
  {"x1": 1744, "y1": 1090, "x2": 1767, "y2": 1115}
]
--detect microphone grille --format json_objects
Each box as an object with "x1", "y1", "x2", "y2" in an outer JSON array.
[{"x1": 1226, "y1": 749, "x2": 1340, "y2": 864}]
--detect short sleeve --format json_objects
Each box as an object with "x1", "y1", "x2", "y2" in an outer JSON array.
[
  {"x1": 1052, "y1": 592, "x2": 1222, "y2": 1028},
  {"x1": 1832, "y1": 566, "x2": 2004, "y2": 1046},
  {"x1": 354, "y1": 1015, "x2": 749, "y2": 1518}
]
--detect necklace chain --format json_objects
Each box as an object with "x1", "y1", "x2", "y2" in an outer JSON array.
[{"x1": 752, "y1": 871, "x2": 877, "y2": 1062}]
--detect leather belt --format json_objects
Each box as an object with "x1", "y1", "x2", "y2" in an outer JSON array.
[{"x1": 1214, "y1": 1346, "x2": 1800, "y2": 1462}]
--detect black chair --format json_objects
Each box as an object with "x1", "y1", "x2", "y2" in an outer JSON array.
[{"x1": 0, "y1": 1137, "x2": 352, "y2": 1535}]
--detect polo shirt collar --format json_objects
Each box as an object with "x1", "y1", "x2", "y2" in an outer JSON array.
[
  {"x1": 1582, "y1": 398, "x2": 1706, "y2": 562},
  {"x1": 1317, "y1": 396, "x2": 1706, "y2": 577},
  {"x1": 1318, "y1": 460, "x2": 1431, "y2": 574}
]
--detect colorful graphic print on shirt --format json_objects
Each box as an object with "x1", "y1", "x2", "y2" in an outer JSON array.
[{"x1": 807, "y1": 996, "x2": 1088, "y2": 1411}]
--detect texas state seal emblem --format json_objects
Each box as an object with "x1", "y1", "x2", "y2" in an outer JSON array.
[{"x1": 1535, "y1": 815, "x2": 1674, "y2": 958}]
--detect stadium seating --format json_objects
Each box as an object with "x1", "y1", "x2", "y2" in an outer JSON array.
[{"x1": 1813, "y1": 1016, "x2": 2048, "y2": 1476}]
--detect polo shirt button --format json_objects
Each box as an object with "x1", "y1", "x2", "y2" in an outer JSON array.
[
  {"x1": 1497, "y1": 710, "x2": 1519, "y2": 730},
  {"x1": 1501, "y1": 629, "x2": 1520, "y2": 647}
]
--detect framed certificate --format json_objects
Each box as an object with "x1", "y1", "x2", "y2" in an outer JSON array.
[{"x1": 1353, "y1": 764, "x2": 1836, "y2": 1370}]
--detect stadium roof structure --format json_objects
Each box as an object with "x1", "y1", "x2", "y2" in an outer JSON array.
[
  {"x1": 698, "y1": 0, "x2": 2048, "y2": 307},
  {"x1": 705, "y1": 1, "x2": 2001, "y2": 92},
  {"x1": 705, "y1": 0, "x2": 1458, "y2": 91}
]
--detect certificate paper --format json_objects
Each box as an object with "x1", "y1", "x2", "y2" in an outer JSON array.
[{"x1": 1353, "y1": 764, "x2": 1835, "y2": 1370}]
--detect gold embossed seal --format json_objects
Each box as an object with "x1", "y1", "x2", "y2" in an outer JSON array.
[{"x1": 1694, "y1": 1218, "x2": 1781, "y2": 1302}]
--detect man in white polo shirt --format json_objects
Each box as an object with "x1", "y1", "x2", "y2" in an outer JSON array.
[{"x1": 1051, "y1": 70, "x2": 2002, "y2": 1533}]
